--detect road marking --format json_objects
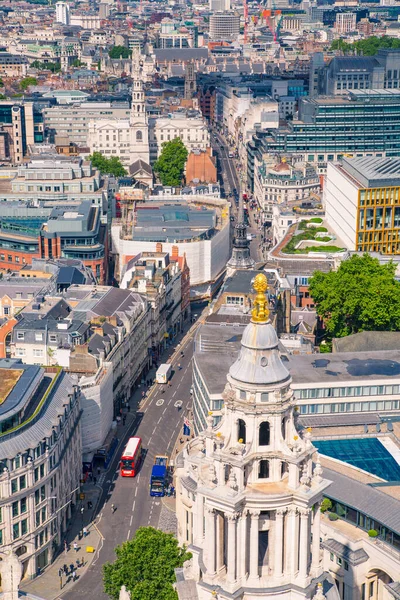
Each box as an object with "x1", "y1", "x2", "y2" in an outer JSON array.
[
  {"x1": 174, "y1": 400, "x2": 183, "y2": 408},
  {"x1": 132, "y1": 500, "x2": 136, "y2": 512},
  {"x1": 135, "y1": 487, "x2": 138, "y2": 497},
  {"x1": 157, "y1": 417, "x2": 162, "y2": 424},
  {"x1": 162, "y1": 407, "x2": 167, "y2": 414},
  {"x1": 148, "y1": 437, "x2": 152, "y2": 444},
  {"x1": 127, "y1": 529, "x2": 131, "y2": 540},
  {"x1": 152, "y1": 427, "x2": 156, "y2": 435},
  {"x1": 172, "y1": 391, "x2": 176, "y2": 398},
  {"x1": 156, "y1": 399, "x2": 164, "y2": 407},
  {"x1": 130, "y1": 515, "x2": 133, "y2": 526}
]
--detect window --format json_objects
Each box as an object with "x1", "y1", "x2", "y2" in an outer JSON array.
[
  {"x1": 17, "y1": 332, "x2": 24, "y2": 340},
  {"x1": 12, "y1": 501, "x2": 19, "y2": 517},
  {"x1": 11, "y1": 479, "x2": 18, "y2": 494},
  {"x1": 259, "y1": 421, "x2": 270, "y2": 446},
  {"x1": 258, "y1": 459, "x2": 269, "y2": 479},
  {"x1": 13, "y1": 523, "x2": 20, "y2": 540},
  {"x1": 49, "y1": 334, "x2": 57, "y2": 342},
  {"x1": 35, "y1": 333, "x2": 43, "y2": 341},
  {"x1": 136, "y1": 130, "x2": 143, "y2": 142},
  {"x1": 238, "y1": 419, "x2": 246, "y2": 443},
  {"x1": 4, "y1": 306, "x2": 9, "y2": 315},
  {"x1": 19, "y1": 475, "x2": 26, "y2": 490},
  {"x1": 21, "y1": 519, "x2": 28, "y2": 535},
  {"x1": 33, "y1": 349, "x2": 43, "y2": 358}
]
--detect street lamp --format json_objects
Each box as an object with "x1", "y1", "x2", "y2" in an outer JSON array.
[{"x1": 80, "y1": 506, "x2": 84, "y2": 533}]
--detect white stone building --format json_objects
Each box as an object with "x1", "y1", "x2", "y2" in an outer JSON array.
[
  {"x1": 149, "y1": 114, "x2": 211, "y2": 163},
  {"x1": 254, "y1": 158, "x2": 320, "y2": 223},
  {"x1": 88, "y1": 50, "x2": 150, "y2": 167},
  {"x1": 175, "y1": 273, "x2": 336, "y2": 600},
  {"x1": 0, "y1": 361, "x2": 81, "y2": 580}
]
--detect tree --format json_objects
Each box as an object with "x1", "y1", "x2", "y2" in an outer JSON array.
[
  {"x1": 103, "y1": 527, "x2": 191, "y2": 600},
  {"x1": 309, "y1": 253, "x2": 400, "y2": 341},
  {"x1": 72, "y1": 58, "x2": 83, "y2": 68},
  {"x1": 89, "y1": 152, "x2": 127, "y2": 177},
  {"x1": 19, "y1": 76, "x2": 38, "y2": 91},
  {"x1": 108, "y1": 46, "x2": 132, "y2": 59},
  {"x1": 331, "y1": 35, "x2": 400, "y2": 56},
  {"x1": 153, "y1": 138, "x2": 188, "y2": 186}
]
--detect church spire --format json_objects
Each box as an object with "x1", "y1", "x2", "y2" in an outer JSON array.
[{"x1": 226, "y1": 187, "x2": 255, "y2": 270}]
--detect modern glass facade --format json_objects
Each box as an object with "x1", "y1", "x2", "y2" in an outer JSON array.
[
  {"x1": 247, "y1": 91, "x2": 400, "y2": 189},
  {"x1": 357, "y1": 186, "x2": 400, "y2": 253}
]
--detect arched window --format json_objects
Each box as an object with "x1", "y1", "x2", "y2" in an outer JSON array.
[
  {"x1": 136, "y1": 130, "x2": 143, "y2": 142},
  {"x1": 281, "y1": 461, "x2": 288, "y2": 478},
  {"x1": 259, "y1": 421, "x2": 270, "y2": 446},
  {"x1": 238, "y1": 419, "x2": 246, "y2": 444},
  {"x1": 281, "y1": 417, "x2": 286, "y2": 441},
  {"x1": 259, "y1": 460, "x2": 269, "y2": 479}
]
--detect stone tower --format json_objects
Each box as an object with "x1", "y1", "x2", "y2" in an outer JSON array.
[
  {"x1": 226, "y1": 200, "x2": 255, "y2": 270},
  {"x1": 129, "y1": 49, "x2": 150, "y2": 165},
  {"x1": 175, "y1": 273, "x2": 334, "y2": 600},
  {"x1": 184, "y1": 62, "x2": 197, "y2": 100}
]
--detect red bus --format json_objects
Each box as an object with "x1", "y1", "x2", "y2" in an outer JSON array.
[{"x1": 120, "y1": 436, "x2": 142, "y2": 477}]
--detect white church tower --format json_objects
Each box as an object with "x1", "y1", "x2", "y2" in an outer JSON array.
[
  {"x1": 129, "y1": 49, "x2": 150, "y2": 166},
  {"x1": 176, "y1": 273, "x2": 336, "y2": 600}
]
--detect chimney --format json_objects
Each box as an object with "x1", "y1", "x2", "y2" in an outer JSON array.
[
  {"x1": 156, "y1": 242, "x2": 163, "y2": 252},
  {"x1": 171, "y1": 245, "x2": 179, "y2": 259}
]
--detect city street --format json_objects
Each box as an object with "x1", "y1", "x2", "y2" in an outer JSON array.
[
  {"x1": 62, "y1": 330, "x2": 196, "y2": 600},
  {"x1": 211, "y1": 129, "x2": 263, "y2": 263}
]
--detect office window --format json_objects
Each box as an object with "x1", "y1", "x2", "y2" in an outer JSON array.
[
  {"x1": 35, "y1": 333, "x2": 43, "y2": 341},
  {"x1": 12, "y1": 501, "x2": 19, "y2": 518},
  {"x1": 12, "y1": 523, "x2": 19, "y2": 540},
  {"x1": 21, "y1": 518, "x2": 28, "y2": 535},
  {"x1": 17, "y1": 332, "x2": 24, "y2": 340},
  {"x1": 11, "y1": 479, "x2": 18, "y2": 494},
  {"x1": 19, "y1": 475, "x2": 26, "y2": 490}
]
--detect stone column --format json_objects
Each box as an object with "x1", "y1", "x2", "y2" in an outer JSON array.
[
  {"x1": 238, "y1": 510, "x2": 248, "y2": 580},
  {"x1": 195, "y1": 495, "x2": 204, "y2": 545},
  {"x1": 311, "y1": 503, "x2": 321, "y2": 573},
  {"x1": 274, "y1": 508, "x2": 285, "y2": 578},
  {"x1": 249, "y1": 510, "x2": 260, "y2": 580},
  {"x1": 285, "y1": 507, "x2": 297, "y2": 576},
  {"x1": 205, "y1": 506, "x2": 216, "y2": 575},
  {"x1": 299, "y1": 508, "x2": 310, "y2": 579},
  {"x1": 227, "y1": 513, "x2": 238, "y2": 582}
]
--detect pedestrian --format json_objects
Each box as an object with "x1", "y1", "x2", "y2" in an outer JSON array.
[
  {"x1": 127, "y1": 404, "x2": 130, "y2": 413},
  {"x1": 93, "y1": 476, "x2": 97, "y2": 485},
  {"x1": 111, "y1": 503, "x2": 116, "y2": 514},
  {"x1": 72, "y1": 570, "x2": 77, "y2": 582},
  {"x1": 70, "y1": 563, "x2": 74, "y2": 574},
  {"x1": 81, "y1": 556, "x2": 85, "y2": 567},
  {"x1": 64, "y1": 540, "x2": 68, "y2": 555},
  {"x1": 58, "y1": 568, "x2": 63, "y2": 578},
  {"x1": 63, "y1": 564, "x2": 68, "y2": 575},
  {"x1": 76, "y1": 558, "x2": 81, "y2": 568},
  {"x1": 97, "y1": 467, "x2": 101, "y2": 476},
  {"x1": 83, "y1": 526, "x2": 88, "y2": 538},
  {"x1": 73, "y1": 541, "x2": 78, "y2": 552},
  {"x1": 122, "y1": 416, "x2": 126, "y2": 426}
]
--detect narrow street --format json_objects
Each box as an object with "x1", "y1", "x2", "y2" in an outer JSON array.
[{"x1": 62, "y1": 330, "x2": 196, "y2": 600}]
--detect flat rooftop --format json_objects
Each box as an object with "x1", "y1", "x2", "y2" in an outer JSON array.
[
  {"x1": 341, "y1": 156, "x2": 400, "y2": 189},
  {"x1": 133, "y1": 204, "x2": 216, "y2": 242},
  {"x1": 195, "y1": 323, "x2": 400, "y2": 394},
  {"x1": 0, "y1": 369, "x2": 23, "y2": 405},
  {"x1": 287, "y1": 350, "x2": 400, "y2": 386}
]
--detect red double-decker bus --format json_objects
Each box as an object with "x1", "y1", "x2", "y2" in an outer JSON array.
[{"x1": 120, "y1": 436, "x2": 142, "y2": 477}]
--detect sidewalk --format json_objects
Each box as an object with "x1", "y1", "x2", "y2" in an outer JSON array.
[
  {"x1": 20, "y1": 482, "x2": 102, "y2": 600},
  {"x1": 20, "y1": 322, "x2": 197, "y2": 600}
]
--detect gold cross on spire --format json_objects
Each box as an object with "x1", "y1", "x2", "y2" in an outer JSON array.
[{"x1": 251, "y1": 273, "x2": 269, "y2": 323}]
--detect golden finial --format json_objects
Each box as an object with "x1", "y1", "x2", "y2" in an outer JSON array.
[{"x1": 251, "y1": 273, "x2": 269, "y2": 323}]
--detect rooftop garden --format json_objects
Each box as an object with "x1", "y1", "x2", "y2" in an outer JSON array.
[
  {"x1": 282, "y1": 219, "x2": 345, "y2": 255},
  {"x1": 0, "y1": 369, "x2": 23, "y2": 405}
]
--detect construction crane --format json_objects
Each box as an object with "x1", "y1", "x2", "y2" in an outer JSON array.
[{"x1": 244, "y1": 0, "x2": 249, "y2": 44}]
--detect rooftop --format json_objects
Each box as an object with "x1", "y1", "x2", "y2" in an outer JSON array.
[
  {"x1": 0, "y1": 368, "x2": 22, "y2": 405},
  {"x1": 341, "y1": 156, "x2": 400, "y2": 189},
  {"x1": 133, "y1": 203, "x2": 217, "y2": 243},
  {"x1": 287, "y1": 350, "x2": 400, "y2": 386}
]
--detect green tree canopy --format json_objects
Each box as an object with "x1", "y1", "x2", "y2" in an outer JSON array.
[
  {"x1": 19, "y1": 77, "x2": 38, "y2": 91},
  {"x1": 153, "y1": 138, "x2": 188, "y2": 187},
  {"x1": 331, "y1": 35, "x2": 400, "y2": 56},
  {"x1": 89, "y1": 152, "x2": 127, "y2": 177},
  {"x1": 309, "y1": 253, "x2": 400, "y2": 341},
  {"x1": 108, "y1": 45, "x2": 132, "y2": 59},
  {"x1": 103, "y1": 527, "x2": 191, "y2": 600},
  {"x1": 31, "y1": 60, "x2": 60, "y2": 73}
]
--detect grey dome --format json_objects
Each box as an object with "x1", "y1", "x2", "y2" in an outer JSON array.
[{"x1": 229, "y1": 320, "x2": 291, "y2": 386}]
